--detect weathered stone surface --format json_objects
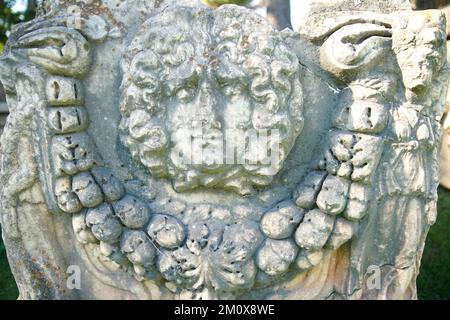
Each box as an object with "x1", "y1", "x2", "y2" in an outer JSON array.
[
  {"x1": 260, "y1": 201, "x2": 304, "y2": 239},
  {"x1": 343, "y1": 182, "x2": 371, "y2": 221},
  {"x1": 113, "y1": 195, "x2": 151, "y2": 229},
  {"x1": 120, "y1": 230, "x2": 156, "y2": 269},
  {"x1": 295, "y1": 249, "x2": 324, "y2": 272},
  {"x1": 72, "y1": 210, "x2": 97, "y2": 244},
  {"x1": 293, "y1": 171, "x2": 327, "y2": 209},
  {"x1": 326, "y1": 217, "x2": 358, "y2": 250},
  {"x1": 0, "y1": 0, "x2": 447, "y2": 300},
  {"x1": 294, "y1": 209, "x2": 335, "y2": 251},
  {"x1": 316, "y1": 175, "x2": 350, "y2": 215},
  {"x1": 146, "y1": 214, "x2": 185, "y2": 249},
  {"x1": 256, "y1": 238, "x2": 298, "y2": 276},
  {"x1": 85, "y1": 203, "x2": 123, "y2": 243}
]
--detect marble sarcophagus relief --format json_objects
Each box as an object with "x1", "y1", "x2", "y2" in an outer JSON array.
[{"x1": 0, "y1": 0, "x2": 448, "y2": 300}]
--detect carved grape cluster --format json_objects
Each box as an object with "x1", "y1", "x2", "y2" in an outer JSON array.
[{"x1": 254, "y1": 74, "x2": 389, "y2": 278}]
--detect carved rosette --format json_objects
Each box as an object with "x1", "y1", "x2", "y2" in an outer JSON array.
[{"x1": 0, "y1": 0, "x2": 448, "y2": 300}]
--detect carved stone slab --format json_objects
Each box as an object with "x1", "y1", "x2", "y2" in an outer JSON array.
[{"x1": 0, "y1": 0, "x2": 448, "y2": 299}]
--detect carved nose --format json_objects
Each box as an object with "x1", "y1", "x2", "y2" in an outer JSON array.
[
  {"x1": 198, "y1": 81, "x2": 215, "y2": 107},
  {"x1": 192, "y1": 81, "x2": 221, "y2": 129}
]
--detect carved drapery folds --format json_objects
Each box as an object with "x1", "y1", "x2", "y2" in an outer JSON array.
[{"x1": 0, "y1": 0, "x2": 448, "y2": 299}]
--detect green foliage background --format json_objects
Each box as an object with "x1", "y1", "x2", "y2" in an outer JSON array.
[
  {"x1": 0, "y1": 0, "x2": 449, "y2": 300},
  {"x1": 0, "y1": 0, "x2": 36, "y2": 51},
  {"x1": 416, "y1": 188, "x2": 450, "y2": 299},
  {"x1": 0, "y1": 230, "x2": 18, "y2": 299}
]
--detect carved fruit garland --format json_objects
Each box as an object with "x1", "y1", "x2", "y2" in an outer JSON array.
[{"x1": 5, "y1": 8, "x2": 385, "y2": 299}]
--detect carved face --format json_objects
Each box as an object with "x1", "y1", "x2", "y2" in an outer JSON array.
[{"x1": 119, "y1": 7, "x2": 304, "y2": 194}]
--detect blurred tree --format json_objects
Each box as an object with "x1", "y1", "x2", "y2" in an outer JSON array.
[
  {"x1": 0, "y1": 1, "x2": 36, "y2": 103},
  {"x1": 266, "y1": 0, "x2": 290, "y2": 30},
  {"x1": 0, "y1": 0, "x2": 37, "y2": 50},
  {"x1": 411, "y1": 0, "x2": 450, "y2": 9}
]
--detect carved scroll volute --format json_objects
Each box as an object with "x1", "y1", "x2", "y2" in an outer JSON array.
[
  {"x1": 15, "y1": 27, "x2": 91, "y2": 78},
  {"x1": 3, "y1": 23, "x2": 92, "y2": 78},
  {"x1": 297, "y1": 10, "x2": 395, "y2": 83},
  {"x1": 320, "y1": 19, "x2": 393, "y2": 82}
]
